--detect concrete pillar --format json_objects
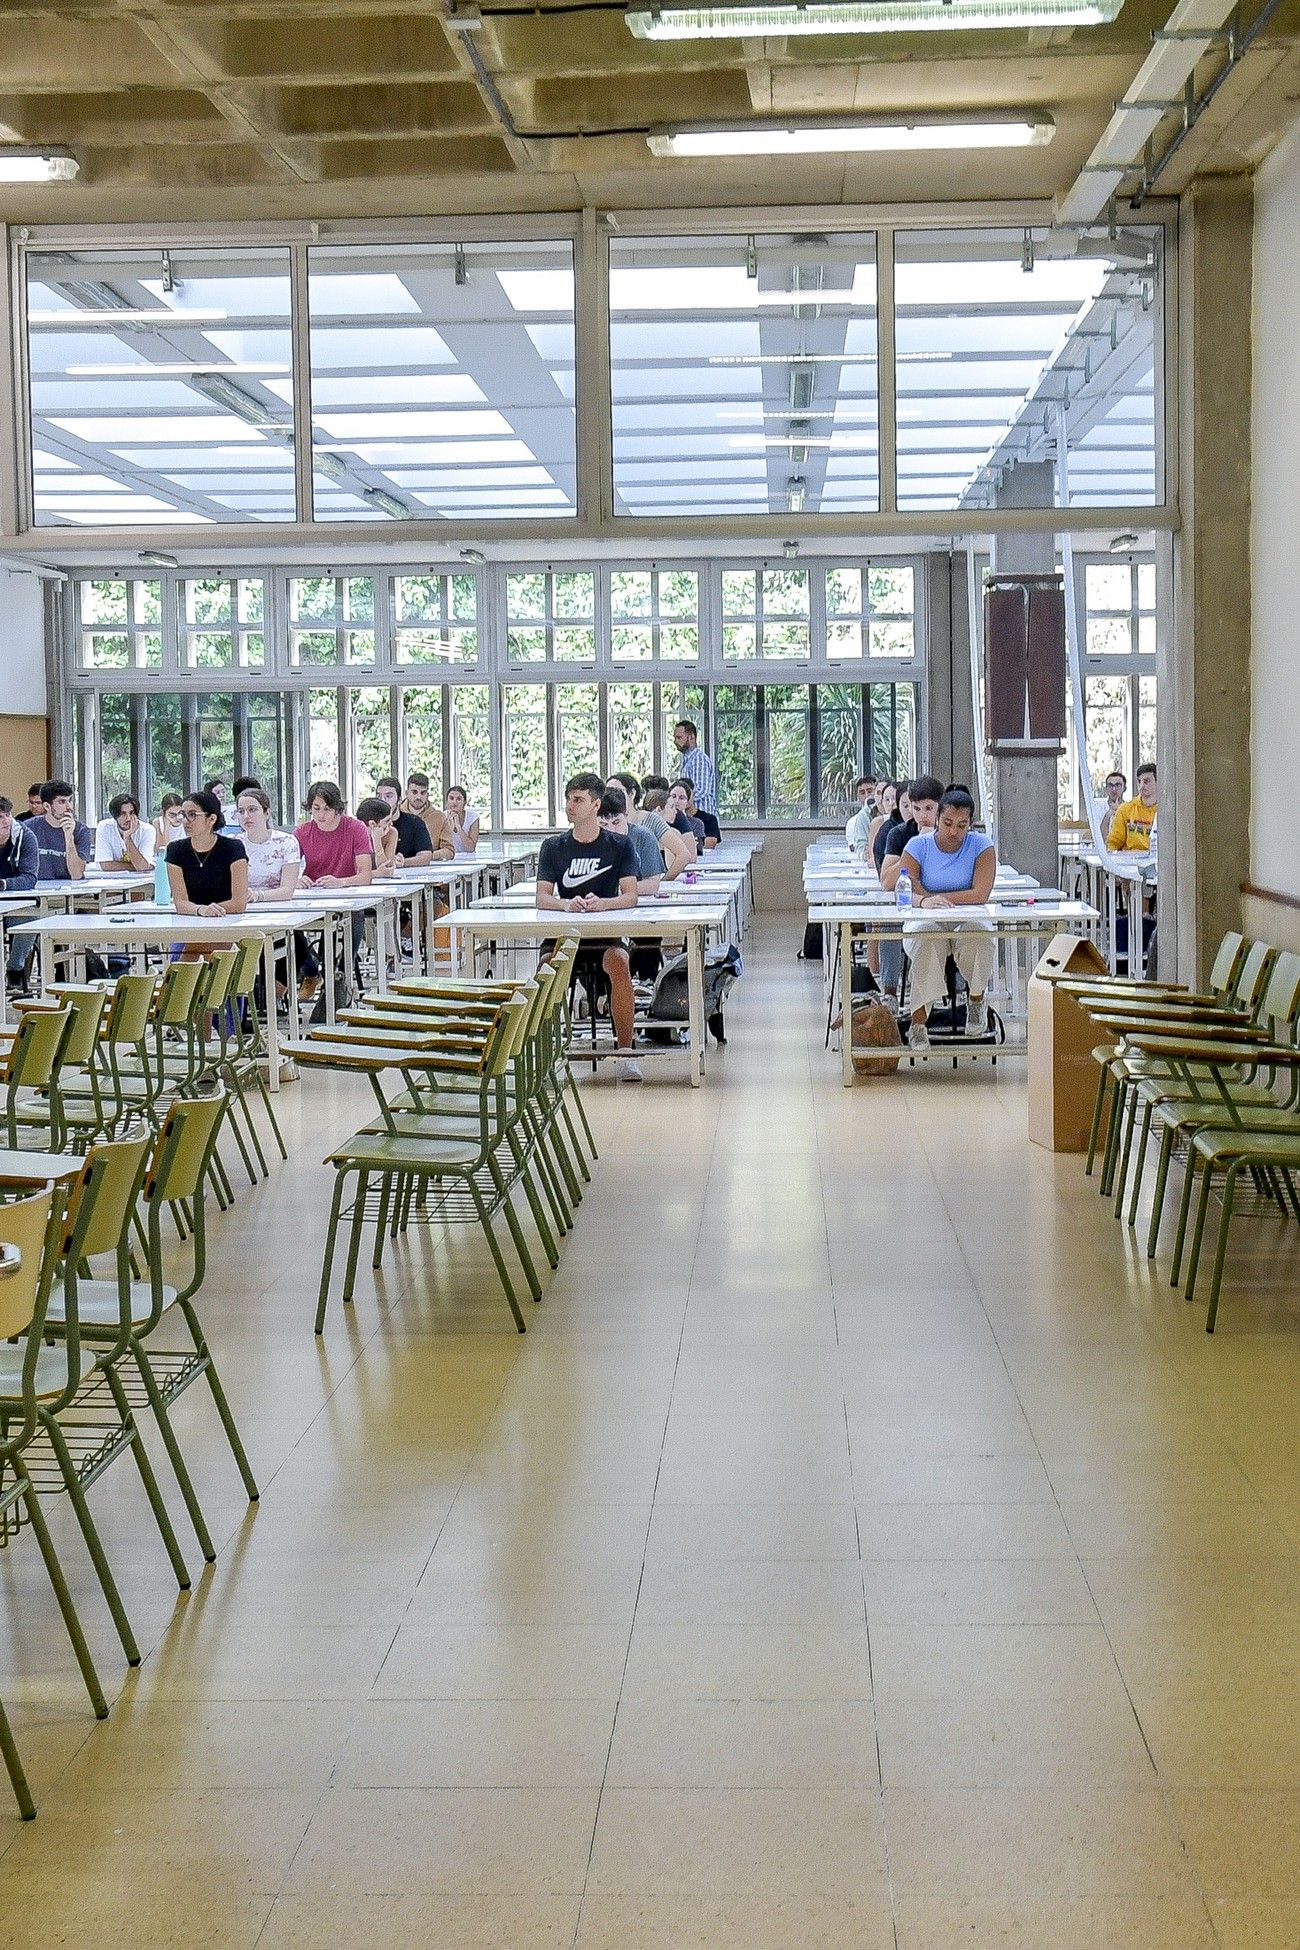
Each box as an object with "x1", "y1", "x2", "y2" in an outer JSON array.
[
  {"x1": 922, "y1": 551, "x2": 978, "y2": 792},
  {"x1": 989, "y1": 463, "x2": 1063, "y2": 891},
  {"x1": 1168, "y1": 175, "x2": 1253, "y2": 984}
]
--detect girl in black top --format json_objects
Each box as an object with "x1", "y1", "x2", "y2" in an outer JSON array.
[{"x1": 166, "y1": 789, "x2": 249, "y2": 917}]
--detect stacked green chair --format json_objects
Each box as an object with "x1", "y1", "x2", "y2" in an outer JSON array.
[
  {"x1": 211, "y1": 938, "x2": 288, "y2": 1182},
  {"x1": 0, "y1": 1192, "x2": 110, "y2": 1820},
  {"x1": 0, "y1": 1004, "x2": 75, "y2": 1152},
  {"x1": 1, "y1": 1134, "x2": 193, "y2": 1669},
  {"x1": 43, "y1": 1093, "x2": 258, "y2": 1564}
]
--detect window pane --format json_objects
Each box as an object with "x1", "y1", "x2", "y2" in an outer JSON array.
[
  {"x1": 504, "y1": 685, "x2": 549, "y2": 828},
  {"x1": 610, "y1": 231, "x2": 878, "y2": 516},
  {"x1": 767, "y1": 685, "x2": 810, "y2": 817},
  {"x1": 290, "y1": 577, "x2": 375, "y2": 667},
  {"x1": 1085, "y1": 563, "x2": 1132, "y2": 612},
  {"x1": 28, "y1": 246, "x2": 296, "y2": 526},
  {"x1": 1085, "y1": 674, "x2": 1130, "y2": 785},
  {"x1": 723, "y1": 566, "x2": 810, "y2": 661},
  {"x1": 307, "y1": 240, "x2": 576, "y2": 522},
  {"x1": 307, "y1": 689, "x2": 341, "y2": 784},
  {"x1": 246, "y1": 694, "x2": 286, "y2": 821},
  {"x1": 351, "y1": 689, "x2": 393, "y2": 800},
  {"x1": 714, "y1": 685, "x2": 757, "y2": 821},
  {"x1": 180, "y1": 576, "x2": 265, "y2": 671},
  {"x1": 609, "y1": 568, "x2": 699, "y2": 664},
  {"x1": 451, "y1": 686, "x2": 491, "y2": 822},
  {"x1": 195, "y1": 693, "x2": 236, "y2": 786},
  {"x1": 868, "y1": 683, "x2": 917, "y2": 779},
  {"x1": 393, "y1": 573, "x2": 478, "y2": 667},
  {"x1": 77, "y1": 577, "x2": 163, "y2": 669},
  {"x1": 99, "y1": 694, "x2": 134, "y2": 802},
  {"x1": 555, "y1": 682, "x2": 600, "y2": 783},
  {"x1": 402, "y1": 686, "x2": 444, "y2": 793},
  {"x1": 506, "y1": 570, "x2": 595, "y2": 663},
  {"x1": 1138, "y1": 674, "x2": 1157, "y2": 766},
  {"x1": 145, "y1": 694, "x2": 182, "y2": 808},
  {"x1": 894, "y1": 228, "x2": 1160, "y2": 512},
  {"x1": 816, "y1": 683, "x2": 861, "y2": 819},
  {"x1": 608, "y1": 682, "x2": 655, "y2": 779}
]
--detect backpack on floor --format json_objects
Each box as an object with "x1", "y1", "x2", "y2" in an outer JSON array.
[
  {"x1": 850, "y1": 999, "x2": 903, "y2": 1076},
  {"x1": 643, "y1": 942, "x2": 743, "y2": 1044},
  {"x1": 799, "y1": 921, "x2": 823, "y2": 962}
]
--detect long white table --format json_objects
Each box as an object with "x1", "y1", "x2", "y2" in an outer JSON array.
[
  {"x1": 812, "y1": 897, "x2": 1101, "y2": 1085},
  {"x1": 447, "y1": 899, "x2": 733, "y2": 1086},
  {"x1": 19, "y1": 908, "x2": 330, "y2": 1091}
]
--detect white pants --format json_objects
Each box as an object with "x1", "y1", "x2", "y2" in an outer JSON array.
[{"x1": 903, "y1": 916, "x2": 996, "y2": 1015}]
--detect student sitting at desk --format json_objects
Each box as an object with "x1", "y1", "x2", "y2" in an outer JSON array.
[
  {"x1": 897, "y1": 786, "x2": 997, "y2": 1053},
  {"x1": 538, "y1": 771, "x2": 640, "y2": 1082}
]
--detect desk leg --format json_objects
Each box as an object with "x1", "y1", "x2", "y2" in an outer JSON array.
[
  {"x1": 687, "y1": 927, "x2": 705, "y2": 1087},
  {"x1": 841, "y1": 920, "x2": 855, "y2": 1087},
  {"x1": 324, "y1": 922, "x2": 338, "y2": 1023},
  {"x1": 376, "y1": 905, "x2": 389, "y2": 996},
  {"x1": 41, "y1": 933, "x2": 53, "y2": 997},
  {"x1": 262, "y1": 935, "x2": 282, "y2": 1093}
]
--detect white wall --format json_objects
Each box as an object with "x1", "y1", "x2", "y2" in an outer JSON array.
[
  {"x1": 1252, "y1": 121, "x2": 1300, "y2": 902},
  {"x1": 0, "y1": 564, "x2": 47, "y2": 716}
]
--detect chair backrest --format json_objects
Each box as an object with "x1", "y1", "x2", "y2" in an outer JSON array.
[
  {"x1": 198, "y1": 948, "x2": 240, "y2": 1014},
  {"x1": 61, "y1": 1134, "x2": 152, "y2": 1261},
  {"x1": 486, "y1": 996, "x2": 529, "y2": 1079},
  {"x1": 1236, "y1": 942, "x2": 1278, "y2": 1017},
  {"x1": 230, "y1": 937, "x2": 263, "y2": 999},
  {"x1": 1209, "y1": 931, "x2": 1247, "y2": 998},
  {"x1": 146, "y1": 1090, "x2": 229, "y2": 1206},
  {"x1": 154, "y1": 956, "x2": 206, "y2": 1026},
  {"x1": 0, "y1": 1188, "x2": 53, "y2": 1340},
  {"x1": 103, "y1": 971, "x2": 158, "y2": 1046},
  {"x1": 5, "y1": 1005, "x2": 73, "y2": 1089},
  {"x1": 54, "y1": 985, "x2": 110, "y2": 1067},
  {"x1": 1262, "y1": 951, "x2": 1300, "y2": 1037}
]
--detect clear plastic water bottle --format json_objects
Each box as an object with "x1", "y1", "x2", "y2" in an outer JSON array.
[
  {"x1": 895, "y1": 870, "x2": 913, "y2": 911},
  {"x1": 153, "y1": 853, "x2": 171, "y2": 906}
]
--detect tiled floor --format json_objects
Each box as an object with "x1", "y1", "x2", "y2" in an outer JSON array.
[{"x1": 3, "y1": 918, "x2": 1300, "y2": 1945}]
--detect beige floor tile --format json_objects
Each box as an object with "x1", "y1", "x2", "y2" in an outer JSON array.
[
  {"x1": 407, "y1": 1541, "x2": 645, "y2": 1625},
  {"x1": 1208, "y1": 1898, "x2": 1300, "y2": 1947},
  {"x1": 850, "y1": 1449, "x2": 1056, "y2": 1504},
  {"x1": 1062, "y1": 1493, "x2": 1294, "y2": 1559},
  {"x1": 884, "y1": 1787, "x2": 1193, "y2": 1897},
  {"x1": 892, "y1": 1893, "x2": 1218, "y2": 1948},
  {"x1": 586, "y1": 1787, "x2": 887, "y2": 1896},
  {"x1": 575, "y1": 1894, "x2": 895, "y2": 1947},
  {"x1": 633, "y1": 1555, "x2": 867, "y2": 1626},
  {"x1": 868, "y1": 1622, "x2": 1126, "y2": 1704},
  {"x1": 258, "y1": 1893, "x2": 581, "y2": 1949},
  {"x1": 861, "y1": 1556, "x2": 1099, "y2": 1626},
  {"x1": 1171, "y1": 1790, "x2": 1300, "y2": 1897},
  {"x1": 1139, "y1": 1686, "x2": 1300, "y2": 1788},
  {"x1": 338, "y1": 1698, "x2": 616, "y2": 1787},
  {"x1": 644, "y1": 1499, "x2": 861, "y2": 1562},
  {"x1": 130, "y1": 1622, "x2": 399, "y2": 1702},
  {"x1": 2, "y1": 1785, "x2": 320, "y2": 1886},
  {"x1": 876, "y1": 1689, "x2": 1156, "y2": 1787},
  {"x1": 606, "y1": 1697, "x2": 880, "y2": 1789},
  {"x1": 856, "y1": 1499, "x2": 1076, "y2": 1560},
  {"x1": 621, "y1": 1622, "x2": 873, "y2": 1700},
  {"x1": 56, "y1": 1697, "x2": 352, "y2": 1791},
  {"x1": 0, "y1": 1872, "x2": 276, "y2": 1950},
  {"x1": 282, "y1": 1785, "x2": 600, "y2": 1894},
  {"x1": 372, "y1": 1621, "x2": 632, "y2": 1699}
]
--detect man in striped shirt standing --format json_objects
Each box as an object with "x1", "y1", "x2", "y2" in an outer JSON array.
[{"x1": 672, "y1": 719, "x2": 720, "y2": 845}]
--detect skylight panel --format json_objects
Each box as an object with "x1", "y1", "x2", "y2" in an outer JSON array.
[
  {"x1": 314, "y1": 409, "x2": 513, "y2": 440},
  {"x1": 496, "y1": 269, "x2": 576, "y2": 312},
  {"x1": 55, "y1": 417, "x2": 272, "y2": 443}
]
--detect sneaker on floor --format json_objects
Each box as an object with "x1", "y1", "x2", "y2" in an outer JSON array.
[
  {"x1": 616, "y1": 1051, "x2": 644, "y2": 1082},
  {"x1": 907, "y1": 1022, "x2": 930, "y2": 1053},
  {"x1": 964, "y1": 996, "x2": 988, "y2": 1037}
]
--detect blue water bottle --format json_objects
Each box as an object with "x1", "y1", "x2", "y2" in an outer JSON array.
[
  {"x1": 895, "y1": 870, "x2": 912, "y2": 911},
  {"x1": 154, "y1": 852, "x2": 171, "y2": 906}
]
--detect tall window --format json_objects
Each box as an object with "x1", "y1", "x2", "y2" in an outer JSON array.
[
  {"x1": 27, "y1": 246, "x2": 296, "y2": 526},
  {"x1": 1062, "y1": 554, "x2": 1157, "y2": 816}
]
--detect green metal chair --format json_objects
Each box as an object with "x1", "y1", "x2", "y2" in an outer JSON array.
[
  {"x1": 45, "y1": 1092, "x2": 258, "y2": 1564},
  {"x1": 0, "y1": 1194, "x2": 110, "y2": 1821},
  {"x1": 0, "y1": 1005, "x2": 75, "y2": 1152},
  {"x1": 3, "y1": 1135, "x2": 193, "y2": 1669}
]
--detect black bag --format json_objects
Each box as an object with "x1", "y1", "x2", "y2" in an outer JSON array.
[
  {"x1": 799, "y1": 921, "x2": 823, "y2": 962},
  {"x1": 644, "y1": 943, "x2": 743, "y2": 1044}
]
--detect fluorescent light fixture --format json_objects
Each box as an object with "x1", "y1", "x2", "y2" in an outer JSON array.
[
  {"x1": 29, "y1": 309, "x2": 228, "y2": 326},
  {"x1": 0, "y1": 148, "x2": 79, "y2": 183},
  {"x1": 650, "y1": 115, "x2": 1053, "y2": 156},
  {"x1": 628, "y1": 0, "x2": 1120, "y2": 36}
]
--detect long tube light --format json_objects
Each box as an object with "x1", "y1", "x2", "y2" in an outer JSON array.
[
  {"x1": 649, "y1": 116, "x2": 1054, "y2": 156},
  {"x1": 628, "y1": 0, "x2": 1122, "y2": 34},
  {"x1": 0, "y1": 148, "x2": 79, "y2": 183}
]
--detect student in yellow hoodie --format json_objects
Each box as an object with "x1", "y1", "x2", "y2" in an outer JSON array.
[{"x1": 1107, "y1": 762, "x2": 1158, "y2": 851}]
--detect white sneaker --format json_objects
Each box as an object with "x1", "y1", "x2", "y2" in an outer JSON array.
[
  {"x1": 616, "y1": 1052, "x2": 644, "y2": 1082},
  {"x1": 907, "y1": 1023, "x2": 930, "y2": 1053},
  {"x1": 965, "y1": 997, "x2": 988, "y2": 1037}
]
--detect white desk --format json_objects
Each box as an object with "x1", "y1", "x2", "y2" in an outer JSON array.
[
  {"x1": 19, "y1": 908, "x2": 329, "y2": 1091},
  {"x1": 447, "y1": 900, "x2": 732, "y2": 1086},
  {"x1": 811, "y1": 898, "x2": 1101, "y2": 1086}
]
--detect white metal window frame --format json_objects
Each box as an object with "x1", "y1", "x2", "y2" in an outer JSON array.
[
  {"x1": 3, "y1": 201, "x2": 1179, "y2": 553},
  {"x1": 1063, "y1": 550, "x2": 1157, "y2": 814}
]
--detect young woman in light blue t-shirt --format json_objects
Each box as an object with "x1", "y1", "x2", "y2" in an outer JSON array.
[{"x1": 897, "y1": 787, "x2": 998, "y2": 1052}]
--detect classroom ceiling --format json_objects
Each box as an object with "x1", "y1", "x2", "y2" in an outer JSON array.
[{"x1": 1, "y1": 0, "x2": 1299, "y2": 219}]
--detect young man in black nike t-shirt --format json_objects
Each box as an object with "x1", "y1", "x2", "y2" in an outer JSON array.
[{"x1": 538, "y1": 771, "x2": 642, "y2": 1080}]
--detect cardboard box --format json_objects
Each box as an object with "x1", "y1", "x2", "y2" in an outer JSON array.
[{"x1": 1028, "y1": 934, "x2": 1110, "y2": 1152}]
